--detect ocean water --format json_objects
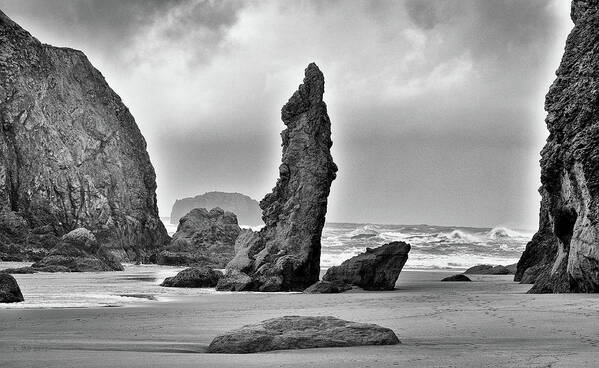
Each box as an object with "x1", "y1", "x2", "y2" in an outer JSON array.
[
  {"x1": 164, "y1": 218, "x2": 532, "y2": 271},
  {"x1": 0, "y1": 222, "x2": 532, "y2": 309}
]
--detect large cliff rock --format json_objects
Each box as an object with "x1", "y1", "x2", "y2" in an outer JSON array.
[
  {"x1": 217, "y1": 63, "x2": 337, "y2": 292},
  {"x1": 515, "y1": 0, "x2": 599, "y2": 293},
  {"x1": 0, "y1": 11, "x2": 169, "y2": 262},
  {"x1": 156, "y1": 207, "x2": 240, "y2": 268},
  {"x1": 170, "y1": 192, "x2": 261, "y2": 226},
  {"x1": 322, "y1": 242, "x2": 410, "y2": 290}
]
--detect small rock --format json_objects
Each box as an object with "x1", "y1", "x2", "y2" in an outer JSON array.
[
  {"x1": 0, "y1": 273, "x2": 24, "y2": 303},
  {"x1": 322, "y1": 242, "x2": 410, "y2": 290},
  {"x1": 215, "y1": 269, "x2": 254, "y2": 291},
  {"x1": 207, "y1": 315, "x2": 400, "y2": 353},
  {"x1": 442, "y1": 274, "x2": 471, "y2": 282},
  {"x1": 161, "y1": 267, "x2": 223, "y2": 288},
  {"x1": 303, "y1": 280, "x2": 353, "y2": 294}
]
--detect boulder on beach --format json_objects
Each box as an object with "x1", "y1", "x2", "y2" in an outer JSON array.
[
  {"x1": 322, "y1": 242, "x2": 410, "y2": 290},
  {"x1": 464, "y1": 264, "x2": 510, "y2": 275},
  {"x1": 514, "y1": 0, "x2": 599, "y2": 293},
  {"x1": 442, "y1": 274, "x2": 471, "y2": 282},
  {"x1": 303, "y1": 280, "x2": 353, "y2": 294},
  {"x1": 217, "y1": 63, "x2": 337, "y2": 292},
  {"x1": 207, "y1": 315, "x2": 399, "y2": 353},
  {"x1": 31, "y1": 228, "x2": 123, "y2": 272},
  {"x1": 157, "y1": 208, "x2": 240, "y2": 268},
  {"x1": 161, "y1": 266, "x2": 223, "y2": 288},
  {"x1": 0, "y1": 273, "x2": 24, "y2": 303},
  {"x1": 0, "y1": 11, "x2": 169, "y2": 263}
]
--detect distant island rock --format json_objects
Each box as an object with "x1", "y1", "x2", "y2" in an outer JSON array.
[
  {"x1": 322, "y1": 242, "x2": 410, "y2": 291},
  {"x1": 442, "y1": 274, "x2": 471, "y2": 282},
  {"x1": 32, "y1": 228, "x2": 124, "y2": 272},
  {"x1": 170, "y1": 192, "x2": 262, "y2": 226},
  {"x1": 217, "y1": 63, "x2": 337, "y2": 292},
  {"x1": 515, "y1": 1, "x2": 599, "y2": 293},
  {"x1": 156, "y1": 208, "x2": 240, "y2": 268},
  {"x1": 0, "y1": 11, "x2": 169, "y2": 263},
  {"x1": 207, "y1": 316, "x2": 399, "y2": 353},
  {"x1": 465, "y1": 264, "x2": 510, "y2": 275}
]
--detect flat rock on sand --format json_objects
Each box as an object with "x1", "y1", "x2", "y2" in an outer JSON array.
[
  {"x1": 0, "y1": 273, "x2": 24, "y2": 303},
  {"x1": 207, "y1": 315, "x2": 399, "y2": 353},
  {"x1": 442, "y1": 274, "x2": 471, "y2": 282},
  {"x1": 161, "y1": 267, "x2": 222, "y2": 288}
]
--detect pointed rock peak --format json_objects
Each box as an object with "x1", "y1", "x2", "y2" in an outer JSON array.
[{"x1": 282, "y1": 63, "x2": 325, "y2": 122}]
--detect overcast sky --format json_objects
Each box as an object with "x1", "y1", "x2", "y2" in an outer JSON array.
[{"x1": 1, "y1": 0, "x2": 573, "y2": 229}]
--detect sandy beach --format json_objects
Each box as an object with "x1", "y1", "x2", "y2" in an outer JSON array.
[{"x1": 1, "y1": 270, "x2": 598, "y2": 367}]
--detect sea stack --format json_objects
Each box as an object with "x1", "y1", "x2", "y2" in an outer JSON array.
[
  {"x1": 0, "y1": 11, "x2": 169, "y2": 262},
  {"x1": 217, "y1": 63, "x2": 337, "y2": 291},
  {"x1": 515, "y1": 0, "x2": 599, "y2": 293}
]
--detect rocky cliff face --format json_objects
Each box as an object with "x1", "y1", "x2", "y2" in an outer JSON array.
[
  {"x1": 156, "y1": 207, "x2": 240, "y2": 268},
  {"x1": 515, "y1": 0, "x2": 599, "y2": 293},
  {"x1": 0, "y1": 11, "x2": 169, "y2": 262},
  {"x1": 217, "y1": 63, "x2": 337, "y2": 291},
  {"x1": 170, "y1": 192, "x2": 261, "y2": 226}
]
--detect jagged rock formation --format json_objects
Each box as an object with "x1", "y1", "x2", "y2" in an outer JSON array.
[
  {"x1": 207, "y1": 316, "x2": 400, "y2": 353},
  {"x1": 217, "y1": 63, "x2": 337, "y2": 292},
  {"x1": 32, "y1": 228, "x2": 123, "y2": 272},
  {"x1": 0, "y1": 11, "x2": 169, "y2": 262},
  {"x1": 0, "y1": 272, "x2": 23, "y2": 303},
  {"x1": 515, "y1": 0, "x2": 599, "y2": 293},
  {"x1": 322, "y1": 242, "x2": 410, "y2": 291},
  {"x1": 160, "y1": 266, "x2": 223, "y2": 288},
  {"x1": 170, "y1": 192, "x2": 262, "y2": 226},
  {"x1": 156, "y1": 208, "x2": 240, "y2": 268}
]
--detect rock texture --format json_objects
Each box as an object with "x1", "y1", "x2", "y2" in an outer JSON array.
[
  {"x1": 31, "y1": 228, "x2": 123, "y2": 272},
  {"x1": 160, "y1": 266, "x2": 222, "y2": 288},
  {"x1": 442, "y1": 274, "x2": 471, "y2": 282},
  {"x1": 0, "y1": 10, "x2": 169, "y2": 263},
  {"x1": 171, "y1": 192, "x2": 262, "y2": 226},
  {"x1": 515, "y1": 0, "x2": 599, "y2": 293},
  {"x1": 207, "y1": 315, "x2": 399, "y2": 353},
  {"x1": 322, "y1": 242, "x2": 410, "y2": 291},
  {"x1": 465, "y1": 264, "x2": 510, "y2": 275},
  {"x1": 156, "y1": 208, "x2": 240, "y2": 268},
  {"x1": 303, "y1": 280, "x2": 353, "y2": 294},
  {"x1": 0, "y1": 272, "x2": 23, "y2": 303},
  {"x1": 217, "y1": 63, "x2": 337, "y2": 292}
]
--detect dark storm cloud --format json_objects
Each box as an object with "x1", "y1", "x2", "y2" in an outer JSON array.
[{"x1": 0, "y1": 0, "x2": 572, "y2": 228}]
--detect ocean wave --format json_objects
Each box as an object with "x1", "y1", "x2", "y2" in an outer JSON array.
[
  {"x1": 487, "y1": 226, "x2": 533, "y2": 239},
  {"x1": 440, "y1": 230, "x2": 481, "y2": 243},
  {"x1": 347, "y1": 224, "x2": 380, "y2": 239}
]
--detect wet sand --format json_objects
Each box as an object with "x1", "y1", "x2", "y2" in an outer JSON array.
[{"x1": 1, "y1": 271, "x2": 598, "y2": 367}]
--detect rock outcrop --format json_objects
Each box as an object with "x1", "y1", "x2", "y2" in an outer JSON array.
[
  {"x1": 465, "y1": 264, "x2": 510, "y2": 275},
  {"x1": 0, "y1": 273, "x2": 23, "y2": 303},
  {"x1": 207, "y1": 316, "x2": 400, "y2": 353},
  {"x1": 322, "y1": 242, "x2": 410, "y2": 291},
  {"x1": 217, "y1": 63, "x2": 337, "y2": 292},
  {"x1": 156, "y1": 208, "x2": 240, "y2": 268},
  {"x1": 442, "y1": 274, "x2": 471, "y2": 282},
  {"x1": 31, "y1": 228, "x2": 123, "y2": 272},
  {"x1": 171, "y1": 192, "x2": 262, "y2": 226},
  {"x1": 515, "y1": 0, "x2": 599, "y2": 293},
  {"x1": 160, "y1": 266, "x2": 222, "y2": 288},
  {"x1": 0, "y1": 10, "x2": 169, "y2": 263}
]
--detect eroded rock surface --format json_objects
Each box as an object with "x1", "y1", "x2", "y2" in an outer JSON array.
[
  {"x1": 160, "y1": 266, "x2": 222, "y2": 288},
  {"x1": 207, "y1": 316, "x2": 399, "y2": 353},
  {"x1": 217, "y1": 63, "x2": 337, "y2": 292},
  {"x1": 322, "y1": 242, "x2": 410, "y2": 290},
  {"x1": 156, "y1": 208, "x2": 240, "y2": 268},
  {"x1": 0, "y1": 10, "x2": 169, "y2": 263},
  {"x1": 32, "y1": 228, "x2": 123, "y2": 272},
  {"x1": 515, "y1": 0, "x2": 599, "y2": 293},
  {"x1": 0, "y1": 272, "x2": 23, "y2": 303},
  {"x1": 303, "y1": 280, "x2": 353, "y2": 294}
]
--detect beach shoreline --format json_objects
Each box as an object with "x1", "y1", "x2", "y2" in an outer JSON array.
[{"x1": 1, "y1": 270, "x2": 598, "y2": 367}]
